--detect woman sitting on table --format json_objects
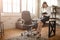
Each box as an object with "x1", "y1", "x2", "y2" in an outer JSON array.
[{"x1": 36, "y1": 2, "x2": 51, "y2": 38}]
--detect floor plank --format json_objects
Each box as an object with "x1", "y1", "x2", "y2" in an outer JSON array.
[{"x1": 1, "y1": 26, "x2": 60, "y2": 40}]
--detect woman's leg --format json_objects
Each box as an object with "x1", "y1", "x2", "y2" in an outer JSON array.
[{"x1": 36, "y1": 21, "x2": 43, "y2": 37}]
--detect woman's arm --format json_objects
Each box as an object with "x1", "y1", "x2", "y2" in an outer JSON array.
[
  {"x1": 39, "y1": 8, "x2": 42, "y2": 18},
  {"x1": 47, "y1": 6, "x2": 52, "y2": 16}
]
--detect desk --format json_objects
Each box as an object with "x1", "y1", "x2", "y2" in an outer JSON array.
[
  {"x1": 48, "y1": 20, "x2": 56, "y2": 37},
  {"x1": 0, "y1": 22, "x2": 4, "y2": 38},
  {"x1": 33, "y1": 18, "x2": 56, "y2": 37}
]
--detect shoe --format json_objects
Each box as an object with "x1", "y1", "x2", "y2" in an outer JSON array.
[
  {"x1": 33, "y1": 32, "x2": 39, "y2": 36},
  {"x1": 36, "y1": 34, "x2": 41, "y2": 39}
]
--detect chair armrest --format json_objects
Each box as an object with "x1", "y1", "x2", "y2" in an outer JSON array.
[
  {"x1": 32, "y1": 19, "x2": 37, "y2": 24},
  {"x1": 16, "y1": 18, "x2": 25, "y2": 25},
  {"x1": 19, "y1": 19, "x2": 25, "y2": 25}
]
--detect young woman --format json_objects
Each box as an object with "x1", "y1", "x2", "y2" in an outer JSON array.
[{"x1": 36, "y1": 2, "x2": 51, "y2": 38}]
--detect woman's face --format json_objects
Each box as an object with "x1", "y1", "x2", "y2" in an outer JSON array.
[{"x1": 43, "y1": 4, "x2": 47, "y2": 8}]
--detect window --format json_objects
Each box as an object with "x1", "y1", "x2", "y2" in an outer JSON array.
[
  {"x1": 27, "y1": 0, "x2": 33, "y2": 13},
  {"x1": 3, "y1": 0, "x2": 20, "y2": 13},
  {"x1": 2, "y1": 0, "x2": 36, "y2": 14},
  {"x1": 27, "y1": 0, "x2": 36, "y2": 14},
  {"x1": 32, "y1": 0, "x2": 36, "y2": 14},
  {"x1": 3, "y1": 0, "x2": 12, "y2": 12},
  {"x1": 21, "y1": 0, "x2": 27, "y2": 11},
  {"x1": 13, "y1": 0, "x2": 20, "y2": 12}
]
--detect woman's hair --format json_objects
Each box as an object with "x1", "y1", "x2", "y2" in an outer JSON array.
[{"x1": 42, "y1": 2, "x2": 48, "y2": 8}]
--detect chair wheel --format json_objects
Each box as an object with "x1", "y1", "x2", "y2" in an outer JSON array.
[
  {"x1": 33, "y1": 34, "x2": 37, "y2": 36},
  {"x1": 27, "y1": 34, "x2": 30, "y2": 37},
  {"x1": 21, "y1": 33, "x2": 23, "y2": 36}
]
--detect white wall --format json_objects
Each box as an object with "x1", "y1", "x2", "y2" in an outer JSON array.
[
  {"x1": 57, "y1": 0, "x2": 60, "y2": 6},
  {"x1": 1, "y1": 13, "x2": 21, "y2": 29},
  {"x1": 1, "y1": 13, "x2": 38, "y2": 29}
]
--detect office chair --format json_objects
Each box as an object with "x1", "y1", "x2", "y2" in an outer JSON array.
[{"x1": 20, "y1": 11, "x2": 37, "y2": 37}]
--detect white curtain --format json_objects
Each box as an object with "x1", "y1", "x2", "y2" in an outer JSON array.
[
  {"x1": 3, "y1": 0, "x2": 20, "y2": 13},
  {"x1": 27, "y1": 0, "x2": 36, "y2": 14},
  {"x1": 27, "y1": 0, "x2": 33, "y2": 13},
  {"x1": 3, "y1": 0, "x2": 12, "y2": 12},
  {"x1": 13, "y1": 0, "x2": 20, "y2": 12},
  {"x1": 2, "y1": 0, "x2": 36, "y2": 15},
  {"x1": 21, "y1": 0, "x2": 27, "y2": 11}
]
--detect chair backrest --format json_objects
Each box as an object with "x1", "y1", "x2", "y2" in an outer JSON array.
[{"x1": 22, "y1": 11, "x2": 32, "y2": 25}]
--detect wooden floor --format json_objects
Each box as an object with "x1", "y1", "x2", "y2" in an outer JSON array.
[{"x1": 1, "y1": 26, "x2": 60, "y2": 40}]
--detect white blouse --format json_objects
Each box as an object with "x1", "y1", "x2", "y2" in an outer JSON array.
[{"x1": 40, "y1": 7, "x2": 52, "y2": 17}]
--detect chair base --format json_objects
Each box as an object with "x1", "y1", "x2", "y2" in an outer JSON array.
[{"x1": 21, "y1": 30, "x2": 37, "y2": 37}]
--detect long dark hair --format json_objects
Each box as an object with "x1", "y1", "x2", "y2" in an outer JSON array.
[{"x1": 42, "y1": 2, "x2": 48, "y2": 8}]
